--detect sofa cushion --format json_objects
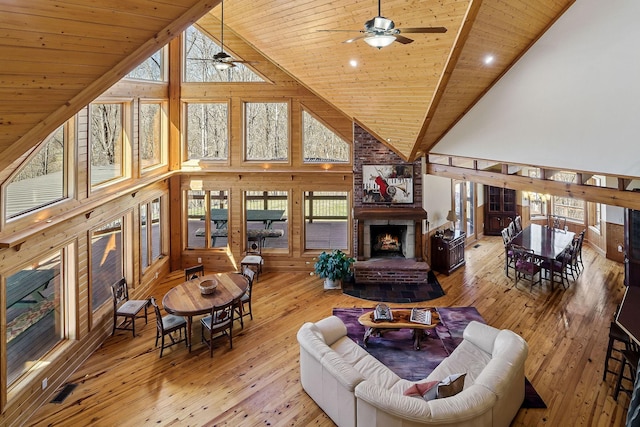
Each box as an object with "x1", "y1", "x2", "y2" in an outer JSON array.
[
  {"x1": 354, "y1": 354, "x2": 402, "y2": 389},
  {"x1": 331, "y1": 336, "x2": 370, "y2": 366},
  {"x1": 436, "y1": 373, "x2": 466, "y2": 398},
  {"x1": 427, "y1": 339, "x2": 492, "y2": 387}
]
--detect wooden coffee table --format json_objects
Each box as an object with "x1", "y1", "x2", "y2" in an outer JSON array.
[{"x1": 358, "y1": 308, "x2": 439, "y2": 350}]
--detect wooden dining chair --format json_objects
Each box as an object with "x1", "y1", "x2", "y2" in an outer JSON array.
[
  {"x1": 111, "y1": 278, "x2": 149, "y2": 337},
  {"x1": 540, "y1": 251, "x2": 570, "y2": 289},
  {"x1": 150, "y1": 297, "x2": 187, "y2": 357},
  {"x1": 201, "y1": 299, "x2": 235, "y2": 357},
  {"x1": 512, "y1": 245, "x2": 542, "y2": 291},
  {"x1": 548, "y1": 215, "x2": 567, "y2": 230},
  {"x1": 184, "y1": 264, "x2": 205, "y2": 281},
  {"x1": 241, "y1": 236, "x2": 263, "y2": 280},
  {"x1": 501, "y1": 228, "x2": 515, "y2": 277},
  {"x1": 513, "y1": 215, "x2": 523, "y2": 233},
  {"x1": 235, "y1": 267, "x2": 256, "y2": 329}
]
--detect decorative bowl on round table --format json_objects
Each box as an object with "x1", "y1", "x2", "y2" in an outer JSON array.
[{"x1": 199, "y1": 279, "x2": 218, "y2": 295}]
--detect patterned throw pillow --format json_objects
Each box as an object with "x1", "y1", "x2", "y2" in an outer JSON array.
[
  {"x1": 404, "y1": 381, "x2": 439, "y2": 401},
  {"x1": 436, "y1": 373, "x2": 466, "y2": 398}
]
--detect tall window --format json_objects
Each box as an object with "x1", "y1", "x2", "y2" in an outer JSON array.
[
  {"x1": 5, "y1": 124, "x2": 66, "y2": 219},
  {"x1": 6, "y1": 248, "x2": 71, "y2": 386},
  {"x1": 185, "y1": 102, "x2": 228, "y2": 161},
  {"x1": 454, "y1": 181, "x2": 474, "y2": 237},
  {"x1": 302, "y1": 110, "x2": 349, "y2": 163},
  {"x1": 141, "y1": 197, "x2": 163, "y2": 271},
  {"x1": 185, "y1": 190, "x2": 229, "y2": 249},
  {"x1": 139, "y1": 102, "x2": 166, "y2": 170},
  {"x1": 244, "y1": 191, "x2": 288, "y2": 250},
  {"x1": 550, "y1": 172, "x2": 585, "y2": 222},
  {"x1": 183, "y1": 26, "x2": 263, "y2": 83},
  {"x1": 126, "y1": 49, "x2": 163, "y2": 81},
  {"x1": 91, "y1": 218, "x2": 124, "y2": 311},
  {"x1": 245, "y1": 102, "x2": 288, "y2": 161},
  {"x1": 90, "y1": 103, "x2": 125, "y2": 186},
  {"x1": 304, "y1": 191, "x2": 349, "y2": 250},
  {"x1": 527, "y1": 169, "x2": 548, "y2": 219}
]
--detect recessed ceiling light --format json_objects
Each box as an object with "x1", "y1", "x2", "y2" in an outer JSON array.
[
  {"x1": 349, "y1": 59, "x2": 358, "y2": 67},
  {"x1": 483, "y1": 55, "x2": 495, "y2": 65}
]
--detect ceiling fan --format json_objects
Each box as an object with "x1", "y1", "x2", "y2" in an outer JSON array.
[
  {"x1": 212, "y1": 0, "x2": 253, "y2": 70},
  {"x1": 319, "y1": 0, "x2": 447, "y2": 49}
]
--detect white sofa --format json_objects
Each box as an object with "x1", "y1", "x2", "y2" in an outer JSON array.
[{"x1": 297, "y1": 315, "x2": 528, "y2": 427}]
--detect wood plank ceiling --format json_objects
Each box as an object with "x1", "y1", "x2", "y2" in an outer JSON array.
[{"x1": 0, "y1": 0, "x2": 574, "y2": 173}]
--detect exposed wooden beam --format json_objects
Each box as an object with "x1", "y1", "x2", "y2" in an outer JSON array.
[{"x1": 427, "y1": 162, "x2": 640, "y2": 210}]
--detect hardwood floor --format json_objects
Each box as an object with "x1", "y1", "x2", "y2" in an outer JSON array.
[{"x1": 26, "y1": 235, "x2": 631, "y2": 426}]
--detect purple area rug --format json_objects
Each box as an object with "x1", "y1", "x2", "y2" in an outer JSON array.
[{"x1": 332, "y1": 306, "x2": 546, "y2": 409}]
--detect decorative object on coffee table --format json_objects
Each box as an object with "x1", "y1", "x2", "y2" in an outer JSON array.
[{"x1": 313, "y1": 249, "x2": 355, "y2": 290}]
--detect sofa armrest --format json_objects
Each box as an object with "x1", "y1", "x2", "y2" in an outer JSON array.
[
  {"x1": 315, "y1": 315, "x2": 348, "y2": 346},
  {"x1": 462, "y1": 321, "x2": 500, "y2": 355},
  {"x1": 322, "y1": 350, "x2": 365, "y2": 391},
  {"x1": 297, "y1": 323, "x2": 331, "y2": 361}
]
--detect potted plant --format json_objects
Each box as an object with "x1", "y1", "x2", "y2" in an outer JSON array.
[{"x1": 313, "y1": 249, "x2": 355, "y2": 290}]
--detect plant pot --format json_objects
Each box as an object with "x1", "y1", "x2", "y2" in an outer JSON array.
[{"x1": 324, "y1": 278, "x2": 342, "y2": 290}]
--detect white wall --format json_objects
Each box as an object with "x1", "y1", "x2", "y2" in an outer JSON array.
[
  {"x1": 423, "y1": 174, "x2": 452, "y2": 231},
  {"x1": 432, "y1": 0, "x2": 640, "y2": 177}
]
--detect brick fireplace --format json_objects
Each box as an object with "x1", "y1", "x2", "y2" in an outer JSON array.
[{"x1": 352, "y1": 125, "x2": 429, "y2": 284}]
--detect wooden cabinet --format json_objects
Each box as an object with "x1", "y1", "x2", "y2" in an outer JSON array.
[
  {"x1": 484, "y1": 186, "x2": 517, "y2": 236},
  {"x1": 625, "y1": 208, "x2": 640, "y2": 287},
  {"x1": 431, "y1": 230, "x2": 466, "y2": 275}
]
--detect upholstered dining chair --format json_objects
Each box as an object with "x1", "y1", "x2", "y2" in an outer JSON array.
[
  {"x1": 111, "y1": 278, "x2": 149, "y2": 337},
  {"x1": 201, "y1": 299, "x2": 235, "y2": 357},
  {"x1": 241, "y1": 236, "x2": 263, "y2": 280},
  {"x1": 184, "y1": 264, "x2": 205, "y2": 281},
  {"x1": 512, "y1": 245, "x2": 542, "y2": 291},
  {"x1": 235, "y1": 267, "x2": 256, "y2": 329},
  {"x1": 150, "y1": 297, "x2": 187, "y2": 357},
  {"x1": 540, "y1": 251, "x2": 570, "y2": 289}
]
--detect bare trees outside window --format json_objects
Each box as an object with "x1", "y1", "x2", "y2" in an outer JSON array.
[
  {"x1": 90, "y1": 103, "x2": 124, "y2": 186},
  {"x1": 139, "y1": 102, "x2": 165, "y2": 169},
  {"x1": 5, "y1": 125, "x2": 65, "y2": 219},
  {"x1": 185, "y1": 102, "x2": 228, "y2": 160},
  {"x1": 183, "y1": 26, "x2": 263, "y2": 83},
  {"x1": 127, "y1": 49, "x2": 163, "y2": 81},
  {"x1": 302, "y1": 110, "x2": 350, "y2": 163},
  {"x1": 245, "y1": 102, "x2": 288, "y2": 161}
]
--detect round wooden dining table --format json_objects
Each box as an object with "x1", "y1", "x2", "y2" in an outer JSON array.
[{"x1": 162, "y1": 272, "x2": 249, "y2": 351}]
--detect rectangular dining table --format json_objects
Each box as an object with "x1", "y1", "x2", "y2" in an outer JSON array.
[{"x1": 510, "y1": 223, "x2": 575, "y2": 290}]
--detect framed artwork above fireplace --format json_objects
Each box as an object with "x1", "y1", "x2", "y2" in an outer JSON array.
[{"x1": 362, "y1": 164, "x2": 414, "y2": 204}]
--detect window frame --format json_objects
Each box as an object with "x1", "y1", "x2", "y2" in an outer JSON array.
[
  {"x1": 138, "y1": 100, "x2": 169, "y2": 173},
  {"x1": 243, "y1": 100, "x2": 291, "y2": 164},
  {"x1": 183, "y1": 100, "x2": 230, "y2": 164},
  {"x1": 89, "y1": 100, "x2": 132, "y2": 191},
  {"x1": 301, "y1": 108, "x2": 350, "y2": 164}
]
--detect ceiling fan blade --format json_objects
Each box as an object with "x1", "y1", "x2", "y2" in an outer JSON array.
[
  {"x1": 394, "y1": 35, "x2": 414, "y2": 45},
  {"x1": 317, "y1": 29, "x2": 363, "y2": 33},
  {"x1": 343, "y1": 35, "x2": 368, "y2": 44},
  {"x1": 399, "y1": 27, "x2": 447, "y2": 34}
]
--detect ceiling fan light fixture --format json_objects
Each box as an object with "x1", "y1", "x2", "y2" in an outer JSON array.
[
  {"x1": 364, "y1": 34, "x2": 396, "y2": 48},
  {"x1": 214, "y1": 61, "x2": 233, "y2": 71}
]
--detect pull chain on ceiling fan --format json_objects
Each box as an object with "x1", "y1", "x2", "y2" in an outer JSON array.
[{"x1": 318, "y1": 0, "x2": 447, "y2": 49}]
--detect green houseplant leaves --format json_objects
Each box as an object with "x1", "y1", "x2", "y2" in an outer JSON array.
[{"x1": 313, "y1": 249, "x2": 355, "y2": 281}]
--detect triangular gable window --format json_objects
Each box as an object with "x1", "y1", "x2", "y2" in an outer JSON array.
[
  {"x1": 5, "y1": 125, "x2": 66, "y2": 219},
  {"x1": 184, "y1": 26, "x2": 263, "y2": 83},
  {"x1": 302, "y1": 110, "x2": 350, "y2": 163}
]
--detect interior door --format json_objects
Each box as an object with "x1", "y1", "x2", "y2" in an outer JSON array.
[{"x1": 453, "y1": 181, "x2": 475, "y2": 239}]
